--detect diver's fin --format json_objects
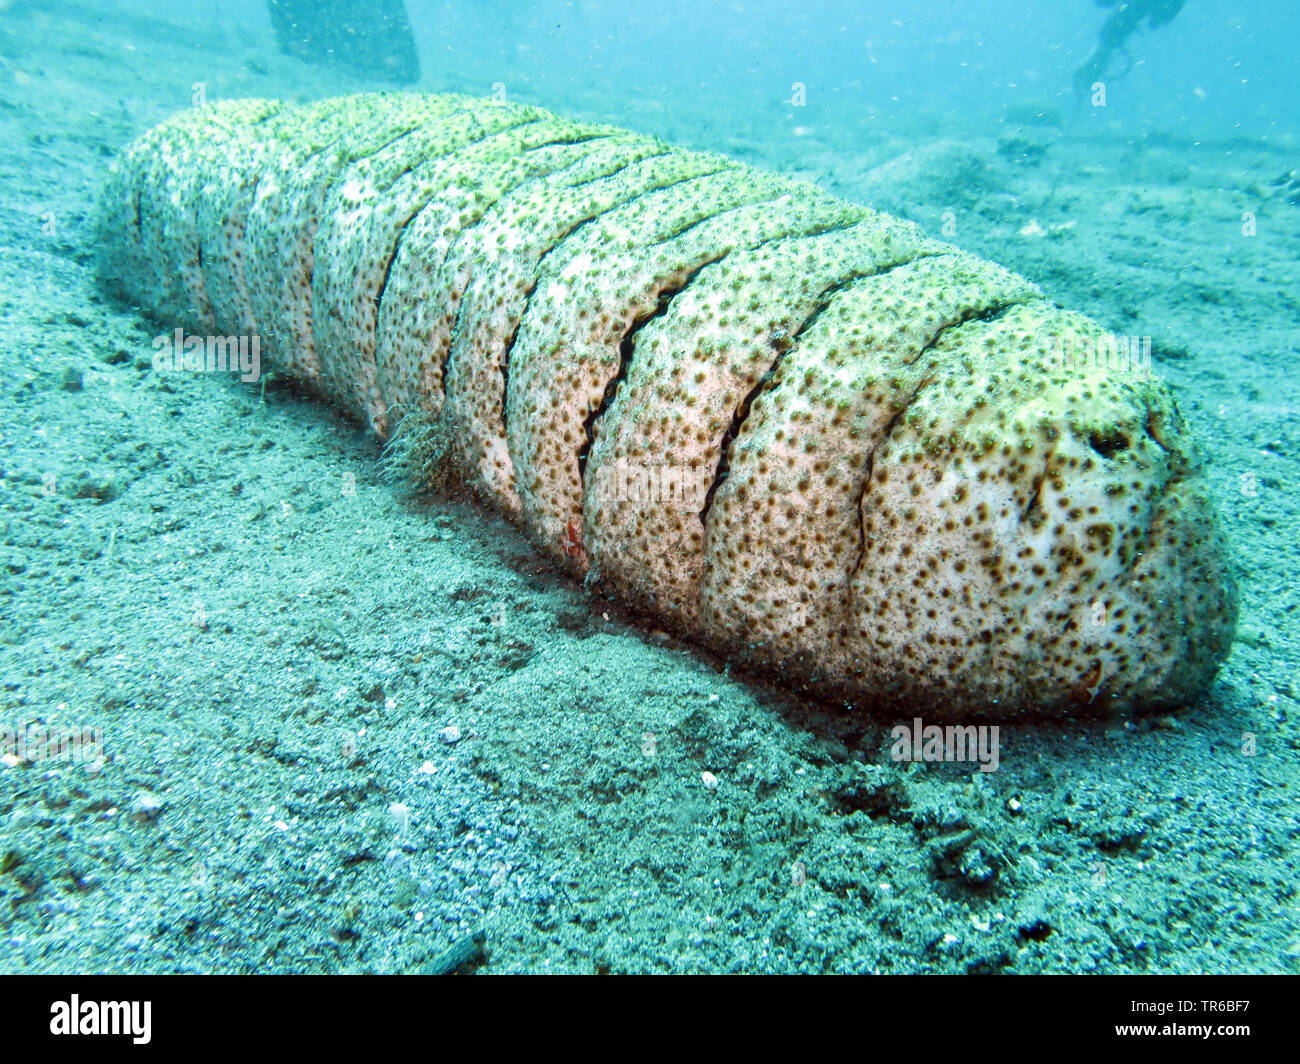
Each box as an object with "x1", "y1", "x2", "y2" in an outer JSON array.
[{"x1": 268, "y1": 0, "x2": 420, "y2": 85}]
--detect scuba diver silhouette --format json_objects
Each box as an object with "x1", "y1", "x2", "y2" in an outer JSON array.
[
  {"x1": 1072, "y1": 0, "x2": 1186, "y2": 100},
  {"x1": 266, "y1": 0, "x2": 421, "y2": 84}
]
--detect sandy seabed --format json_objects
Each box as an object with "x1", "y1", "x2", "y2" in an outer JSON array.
[{"x1": 0, "y1": 0, "x2": 1295, "y2": 973}]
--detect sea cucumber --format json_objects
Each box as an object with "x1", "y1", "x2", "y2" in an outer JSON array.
[{"x1": 95, "y1": 92, "x2": 1239, "y2": 718}]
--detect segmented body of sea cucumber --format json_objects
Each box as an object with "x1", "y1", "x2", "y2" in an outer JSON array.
[{"x1": 95, "y1": 92, "x2": 1239, "y2": 719}]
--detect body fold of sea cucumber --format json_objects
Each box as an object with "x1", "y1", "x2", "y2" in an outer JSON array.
[{"x1": 95, "y1": 92, "x2": 1239, "y2": 719}]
